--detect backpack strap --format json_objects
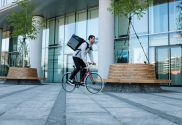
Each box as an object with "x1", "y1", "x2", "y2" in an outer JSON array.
[{"x1": 75, "y1": 42, "x2": 89, "y2": 56}]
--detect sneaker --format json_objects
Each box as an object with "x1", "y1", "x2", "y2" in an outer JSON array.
[
  {"x1": 67, "y1": 79, "x2": 75, "y2": 86},
  {"x1": 79, "y1": 81, "x2": 85, "y2": 86}
]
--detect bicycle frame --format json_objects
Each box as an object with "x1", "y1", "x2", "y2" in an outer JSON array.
[{"x1": 73, "y1": 64, "x2": 94, "y2": 83}]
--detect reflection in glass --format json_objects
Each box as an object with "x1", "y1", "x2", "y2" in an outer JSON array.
[
  {"x1": 130, "y1": 36, "x2": 148, "y2": 63},
  {"x1": 1, "y1": 37, "x2": 9, "y2": 65},
  {"x1": 88, "y1": 8, "x2": 99, "y2": 67},
  {"x1": 131, "y1": 10, "x2": 148, "y2": 35},
  {"x1": 170, "y1": 31, "x2": 182, "y2": 45},
  {"x1": 114, "y1": 39, "x2": 128, "y2": 63},
  {"x1": 76, "y1": 11, "x2": 87, "y2": 39},
  {"x1": 149, "y1": 33, "x2": 168, "y2": 46},
  {"x1": 149, "y1": 0, "x2": 168, "y2": 33},
  {"x1": 171, "y1": 47, "x2": 182, "y2": 85},
  {"x1": 149, "y1": 47, "x2": 155, "y2": 65},
  {"x1": 41, "y1": 7, "x2": 99, "y2": 82},
  {"x1": 169, "y1": 0, "x2": 182, "y2": 31},
  {"x1": 156, "y1": 48, "x2": 169, "y2": 80}
]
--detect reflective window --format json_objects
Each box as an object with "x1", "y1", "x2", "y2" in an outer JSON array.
[
  {"x1": 41, "y1": 7, "x2": 99, "y2": 82},
  {"x1": 114, "y1": 39, "x2": 128, "y2": 63},
  {"x1": 149, "y1": 33, "x2": 168, "y2": 46},
  {"x1": 149, "y1": 0, "x2": 168, "y2": 34},
  {"x1": 76, "y1": 10, "x2": 87, "y2": 39},
  {"x1": 64, "y1": 13, "x2": 75, "y2": 55},
  {"x1": 170, "y1": 31, "x2": 182, "y2": 45},
  {"x1": 131, "y1": 10, "x2": 148, "y2": 35},
  {"x1": 114, "y1": 14, "x2": 128, "y2": 38},
  {"x1": 169, "y1": 0, "x2": 182, "y2": 31},
  {"x1": 88, "y1": 7, "x2": 99, "y2": 69},
  {"x1": 130, "y1": 36, "x2": 148, "y2": 63}
]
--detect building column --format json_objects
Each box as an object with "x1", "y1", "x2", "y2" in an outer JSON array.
[
  {"x1": 29, "y1": 16, "x2": 44, "y2": 77},
  {"x1": 98, "y1": 0, "x2": 114, "y2": 79},
  {"x1": 0, "y1": 28, "x2": 2, "y2": 64}
]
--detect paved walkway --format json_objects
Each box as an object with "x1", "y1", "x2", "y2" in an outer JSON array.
[
  {"x1": 0, "y1": 82, "x2": 182, "y2": 125},
  {"x1": 66, "y1": 87, "x2": 182, "y2": 125}
]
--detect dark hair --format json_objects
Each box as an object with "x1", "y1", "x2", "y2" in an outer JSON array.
[{"x1": 88, "y1": 35, "x2": 95, "y2": 40}]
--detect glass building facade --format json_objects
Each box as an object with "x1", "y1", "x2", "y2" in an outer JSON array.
[
  {"x1": 41, "y1": 7, "x2": 99, "y2": 83},
  {"x1": 114, "y1": 0, "x2": 182, "y2": 85}
]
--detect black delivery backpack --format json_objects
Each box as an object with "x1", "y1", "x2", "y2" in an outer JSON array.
[{"x1": 67, "y1": 34, "x2": 86, "y2": 51}]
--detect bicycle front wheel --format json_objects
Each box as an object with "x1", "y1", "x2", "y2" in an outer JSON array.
[
  {"x1": 62, "y1": 72, "x2": 75, "y2": 92},
  {"x1": 85, "y1": 73, "x2": 104, "y2": 94}
]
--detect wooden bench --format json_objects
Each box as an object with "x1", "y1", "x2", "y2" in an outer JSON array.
[
  {"x1": 0, "y1": 67, "x2": 44, "y2": 84},
  {"x1": 103, "y1": 64, "x2": 171, "y2": 92}
]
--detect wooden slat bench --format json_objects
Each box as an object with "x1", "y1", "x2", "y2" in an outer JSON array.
[
  {"x1": 0, "y1": 67, "x2": 44, "y2": 84},
  {"x1": 103, "y1": 64, "x2": 171, "y2": 92}
]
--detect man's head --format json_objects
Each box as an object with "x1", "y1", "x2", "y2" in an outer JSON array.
[{"x1": 88, "y1": 35, "x2": 95, "y2": 45}]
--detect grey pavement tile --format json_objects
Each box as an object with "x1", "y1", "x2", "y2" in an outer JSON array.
[
  {"x1": 66, "y1": 103, "x2": 107, "y2": 113},
  {"x1": 0, "y1": 119, "x2": 46, "y2": 125},
  {"x1": 0, "y1": 107, "x2": 50, "y2": 119},
  {"x1": 66, "y1": 98, "x2": 95, "y2": 104},
  {"x1": 118, "y1": 117, "x2": 178, "y2": 125},
  {"x1": 67, "y1": 112, "x2": 121, "y2": 125}
]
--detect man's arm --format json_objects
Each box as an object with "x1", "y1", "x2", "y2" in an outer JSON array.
[{"x1": 88, "y1": 50, "x2": 94, "y2": 64}]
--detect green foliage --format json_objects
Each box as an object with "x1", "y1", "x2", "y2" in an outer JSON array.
[
  {"x1": 109, "y1": 0, "x2": 153, "y2": 19},
  {"x1": 7, "y1": 0, "x2": 37, "y2": 39}
]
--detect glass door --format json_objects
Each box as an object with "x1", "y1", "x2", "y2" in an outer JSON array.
[{"x1": 156, "y1": 46, "x2": 182, "y2": 85}]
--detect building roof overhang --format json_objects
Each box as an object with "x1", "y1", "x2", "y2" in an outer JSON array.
[{"x1": 0, "y1": 0, "x2": 99, "y2": 30}]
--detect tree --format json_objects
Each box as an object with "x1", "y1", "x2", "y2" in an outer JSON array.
[
  {"x1": 109, "y1": 0, "x2": 153, "y2": 63},
  {"x1": 7, "y1": 0, "x2": 40, "y2": 67}
]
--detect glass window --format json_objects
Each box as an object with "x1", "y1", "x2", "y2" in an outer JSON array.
[
  {"x1": 1, "y1": 37, "x2": 9, "y2": 65},
  {"x1": 41, "y1": 26, "x2": 49, "y2": 78},
  {"x1": 88, "y1": 8, "x2": 98, "y2": 39},
  {"x1": 76, "y1": 10, "x2": 87, "y2": 39},
  {"x1": 88, "y1": 8, "x2": 99, "y2": 67},
  {"x1": 170, "y1": 31, "x2": 182, "y2": 45},
  {"x1": 149, "y1": 0, "x2": 168, "y2": 34},
  {"x1": 131, "y1": 10, "x2": 148, "y2": 35},
  {"x1": 64, "y1": 13, "x2": 75, "y2": 55},
  {"x1": 169, "y1": 0, "x2": 182, "y2": 31},
  {"x1": 114, "y1": 14, "x2": 128, "y2": 38},
  {"x1": 149, "y1": 33, "x2": 168, "y2": 46},
  {"x1": 130, "y1": 36, "x2": 148, "y2": 63},
  {"x1": 114, "y1": 39, "x2": 128, "y2": 63}
]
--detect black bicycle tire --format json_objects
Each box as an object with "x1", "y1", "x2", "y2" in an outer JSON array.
[
  {"x1": 62, "y1": 72, "x2": 76, "y2": 92},
  {"x1": 85, "y1": 73, "x2": 104, "y2": 94}
]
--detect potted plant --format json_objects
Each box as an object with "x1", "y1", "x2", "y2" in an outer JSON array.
[{"x1": 109, "y1": 0, "x2": 153, "y2": 63}]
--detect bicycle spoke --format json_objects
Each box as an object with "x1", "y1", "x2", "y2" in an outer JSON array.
[
  {"x1": 85, "y1": 73, "x2": 104, "y2": 94},
  {"x1": 62, "y1": 73, "x2": 75, "y2": 92}
]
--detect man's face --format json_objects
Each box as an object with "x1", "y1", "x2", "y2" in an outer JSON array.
[{"x1": 89, "y1": 37, "x2": 95, "y2": 45}]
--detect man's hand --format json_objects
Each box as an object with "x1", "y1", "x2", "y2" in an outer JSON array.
[
  {"x1": 88, "y1": 62, "x2": 96, "y2": 65},
  {"x1": 92, "y1": 62, "x2": 96, "y2": 65}
]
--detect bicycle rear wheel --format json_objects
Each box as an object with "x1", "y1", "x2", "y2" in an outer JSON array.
[
  {"x1": 85, "y1": 73, "x2": 104, "y2": 94},
  {"x1": 62, "y1": 72, "x2": 75, "y2": 92}
]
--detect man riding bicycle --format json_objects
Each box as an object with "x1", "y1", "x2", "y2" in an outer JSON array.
[{"x1": 68, "y1": 35, "x2": 96, "y2": 85}]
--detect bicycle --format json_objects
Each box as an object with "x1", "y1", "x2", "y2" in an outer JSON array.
[{"x1": 62, "y1": 63, "x2": 104, "y2": 94}]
